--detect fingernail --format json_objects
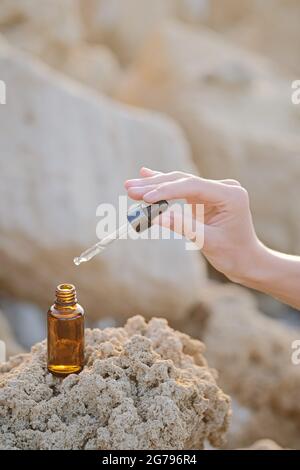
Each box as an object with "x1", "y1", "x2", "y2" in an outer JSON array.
[
  {"x1": 125, "y1": 180, "x2": 137, "y2": 188},
  {"x1": 128, "y1": 186, "x2": 141, "y2": 192}
]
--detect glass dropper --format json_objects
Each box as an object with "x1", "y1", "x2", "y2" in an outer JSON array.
[
  {"x1": 73, "y1": 223, "x2": 128, "y2": 265},
  {"x1": 74, "y1": 200, "x2": 169, "y2": 266}
]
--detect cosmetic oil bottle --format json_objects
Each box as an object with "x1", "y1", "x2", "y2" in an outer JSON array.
[{"x1": 47, "y1": 283, "x2": 84, "y2": 377}]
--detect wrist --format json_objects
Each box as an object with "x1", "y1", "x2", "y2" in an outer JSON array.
[{"x1": 228, "y1": 239, "x2": 272, "y2": 289}]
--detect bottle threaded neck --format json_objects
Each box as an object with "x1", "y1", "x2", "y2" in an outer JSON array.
[{"x1": 55, "y1": 284, "x2": 77, "y2": 306}]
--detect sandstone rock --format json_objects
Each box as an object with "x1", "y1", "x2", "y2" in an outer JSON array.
[
  {"x1": 0, "y1": 0, "x2": 83, "y2": 46},
  {"x1": 222, "y1": 0, "x2": 300, "y2": 75},
  {"x1": 117, "y1": 20, "x2": 300, "y2": 254},
  {"x1": 0, "y1": 310, "x2": 24, "y2": 360},
  {"x1": 197, "y1": 282, "x2": 300, "y2": 448},
  {"x1": 180, "y1": 0, "x2": 300, "y2": 76},
  {"x1": 0, "y1": 1, "x2": 112, "y2": 93},
  {"x1": 60, "y1": 44, "x2": 122, "y2": 95},
  {"x1": 78, "y1": 0, "x2": 253, "y2": 64},
  {"x1": 204, "y1": 0, "x2": 254, "y2": 28},
  {"x1": 242, "y1": 439, "x2": 283, "y2": 450},
  {"x1": 0, "y1": 1, "x2": 97, "y2": 91},
  {"x1": 80, "y1": 0, "x2": 177, "y2": 63},
  {"x1": 0, "y1": 42, "x2": 206, "y2": 322},
  {"x1": 2, "y1": 23, "x2": 122, "y2": 96},
  {"x1": 0, "y1": 1, "x2": 94, "y2": 90},
  {"x1": 0, "y1": 316, "x2": 231, "y2": 450},
  {"x1": 175, "y1": 0, "x2": 210, "y2": 24},
  {"x1": 0, "y1": 23, "x2": 52, "y2": 59},
  {"x1": 228, "y1": 407, "x2": 298, "y2": 450}
]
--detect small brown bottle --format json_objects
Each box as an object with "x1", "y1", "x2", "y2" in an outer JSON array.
[{"x1": 47, "y1": 283, "x2": 84, "y2": 377}]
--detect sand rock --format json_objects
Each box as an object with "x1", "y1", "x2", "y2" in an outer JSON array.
[
  {"x1": 0, "y1": 7, "x2": 121, "y2": 96},
  {"x1": 198, "y1": 282, "x2": 300, "y2": 448},
  {"x1": 79, "y1": 0, "x2": 252, "y2": 64},
  {"x1": 60, "y1": 44, "x2": 122, "y2": 95},
  {"x1": 0, "y1": 23, "x2": 64, "y2": 69},
  {"x1": 0, "y1": 1, "x2": 99, "y2": 93},
  {"x1": 228, "y1": 407, "x2": 299, "y2": 450},
  {"x1": 0, "y1": 310, "x2": 24, "y2": 360},
  {"x1": 117, "y1": 20, "x2": 300, "y2": 253},
  {"x1": 242, "y1": 439, "x2": 283, "y2": 450},
  {"x1": 221, "y1": 0, "x2": 300, "y2": 75},
  {"x1": 0, "y1": 42, "x2": 205, "y2": 322},
  {"x1": 0, "y1": 0, "x2": 83, "y2": 46},
  {"x1": 179, "y1": 0, "x2": 300, "y2": 75},
  {"x1": 0, "y1": 0, "x2": 124, "y2": 96},
  {"x1": 80, "y1": 0, "x2": 177, "y2": 63},
  {"x1": 0, "y1": 316, "x2": 230, "y2": 450}
]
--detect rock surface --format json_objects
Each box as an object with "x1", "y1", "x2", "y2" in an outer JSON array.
[
  {"x1": 117, "y1": 20, "x2": 300, "y2": 254},
  {"x1": 198, "y1": 282, "x2": 300, "y2": 449},
  {"x1": 224, "y1": 0, "x2": 300, "y2": 74},
  {"x1": 0, "y1": 316, "x2": 231, "y2": 450},
  {"x1": 228, "y1": 407, "x2": 299, "y2": 450},
  {"x1": 0, "y1": 0, "x2": 83, "y2": 46},
  {"x1": 2, "y1": 1, "x2": 299, "y2": 78},
  {"x1": 242, "y1": 439, "x2": 283, "y2": 450},
  {"x1": 0, "y1": 42, "x2": 206, "y2": 322},
  {"x1": 78, "y1": 0, "x2": 257, "y2": 65},
  {"x1": 203, "y1": 0, "x2": 254, "y2": 28},
  {"x1": 80, "y1": 0, "x2": 177, "y2": 64},
  {"x1": 60, "y1": 44, "x2": 122, "y2": 95},
  {"x1": 0, "y1": 310, "x2": 24, "y2": 360},
  {"x1": 0, "y1": 1, "x2": 122, "y2": 95}
]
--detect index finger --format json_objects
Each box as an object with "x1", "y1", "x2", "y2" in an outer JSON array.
[
  {"x1": 125, "y1": 170, "x2": 189, "y2": 189},
  {"x1": 143, "y1": 177, "x2": 230, "y2": 204}
]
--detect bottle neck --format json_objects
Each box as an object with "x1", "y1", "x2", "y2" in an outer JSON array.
[{"x1": 55, "y1": 284, "x2": 77, "y2": 307}]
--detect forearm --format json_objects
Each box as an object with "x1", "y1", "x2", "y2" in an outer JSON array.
[{"x1": 234, "y1": 242, "x2": 300, "y2": 310}]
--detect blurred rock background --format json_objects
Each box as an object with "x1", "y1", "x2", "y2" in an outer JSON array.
[{"x1": 0, "y1": 0, "x2": 299, "y2": 449}]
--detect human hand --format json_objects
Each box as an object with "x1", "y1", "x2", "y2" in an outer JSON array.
[{"x1": 125, "y1": 167, "x2": 262, "y2": 283}]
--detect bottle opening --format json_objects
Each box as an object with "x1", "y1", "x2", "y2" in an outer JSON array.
[
  {"x1": 58, "y1": 283, "x2": 74, "y2": 291},
  {"x1": 55, "y1": 283, "x2": 77, "y2": 305}
]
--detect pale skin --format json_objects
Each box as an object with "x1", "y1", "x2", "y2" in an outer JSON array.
[{"x1": 125, "y1": 167, "x2": 300, "y2": 310}]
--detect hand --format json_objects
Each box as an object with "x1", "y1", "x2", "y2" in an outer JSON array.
[{"x1": 125, "y1": 167, "x2": 262, "y2": 283}]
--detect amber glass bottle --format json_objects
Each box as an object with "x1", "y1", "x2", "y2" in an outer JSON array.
[{"x1": 47, "y1": 283, "x2": 84, "y2": 377}]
